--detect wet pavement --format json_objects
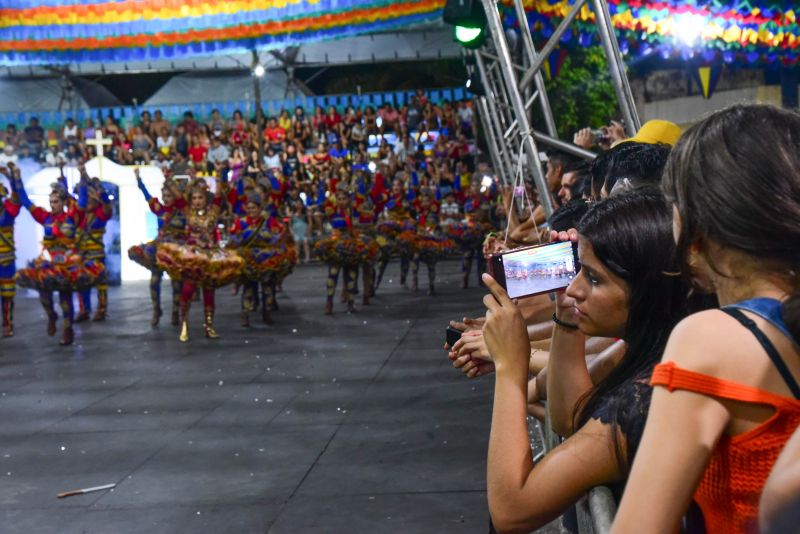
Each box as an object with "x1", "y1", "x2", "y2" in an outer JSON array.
[{"x1": 0, "y1": 260, "x2": 504, "y2": 533}]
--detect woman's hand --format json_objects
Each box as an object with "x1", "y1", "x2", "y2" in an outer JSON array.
[
  {"x1": 573, "y1": 128, "x2": 596, "y2": 150},
  {"x1": 457, "y1": 356, "x2": 496, "y2": 378},
  {"x1": 549, "y1": 228, "x2": 580, "y2": 325},
  {"x1": 452, "y1": 330, "x2": 492, "y2": 361},
  {"x1": 446, "y1": 347, "x2": 496, "y2": 379},
  {"x1": 482, "y1": 273, "x2": 531, "y2": 374},
  {"x1": 449, "y1": 316, "x2": 485, "y2": 333}
]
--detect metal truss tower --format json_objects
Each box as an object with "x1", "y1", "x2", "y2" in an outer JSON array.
[{"x1": 472, "y1": 0, "x2": 641, "y2": 218}]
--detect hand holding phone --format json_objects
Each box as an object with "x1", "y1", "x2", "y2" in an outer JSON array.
[
  {"x1": 445, "y1": 326, "x2": 463, "y2": 347},
  {"x1": 490, "y1": 240, "x2": 580, "y2": 300}
]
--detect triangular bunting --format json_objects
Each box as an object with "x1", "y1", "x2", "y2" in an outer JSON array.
[{"x1": 690, "y1": 62, "x2": 723, "y2": 99}]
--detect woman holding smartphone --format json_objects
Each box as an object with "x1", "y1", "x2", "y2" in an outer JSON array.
[
  {"x1": 479, "y1": 189, "x2": 709, "y2": 532},
  {"x1": 613, "y1": 105, "x2": 800, "y2": 533}
]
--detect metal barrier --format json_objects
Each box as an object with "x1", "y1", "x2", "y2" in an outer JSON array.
[{"x1": 530, "y1": 407, "x2": 617, "y2": 534}]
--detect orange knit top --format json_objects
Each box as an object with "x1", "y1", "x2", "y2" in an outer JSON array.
[{"x1": 651, "y1": 361, "x2": 800, "y2": 533}]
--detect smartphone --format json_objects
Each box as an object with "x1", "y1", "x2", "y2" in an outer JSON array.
[
  {"x1": 490, "y1": 241, "x2": 580, "y2": 300},
  {"x1": 445, "y1": 326, "x2": 463, "y2": 347}
]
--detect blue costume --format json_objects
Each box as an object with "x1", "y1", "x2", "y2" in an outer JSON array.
[
  {"x1": 128, "y1": 177, "x2": 187, "y2": 326},
  {"x1": 229, "y1": 212, "x2": 296, "y2": 325},
  {"x1": 314, "y1": 190, "x2": 378, "y2": 314},
  {"x1": 75, "y1": 177, "x2": 112, "y2": 322},
  {"x1": 14, "y1": 177, "x2": 104, "y2": 346},
  {"x1": 0, "y1": 177, "x2": 21, "y2": 337}
]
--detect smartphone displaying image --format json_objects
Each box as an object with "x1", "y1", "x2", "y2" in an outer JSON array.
[{"x1": 491, "y1": 241, "x2": 580, "y2": 299}]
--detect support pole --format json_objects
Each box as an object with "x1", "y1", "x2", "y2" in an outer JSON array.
[
  {"x1": 476, "y1": 96, "x2": 510, "y2": 186},
  {"x1": 480, "y1": 0, "x2": 555, "y2": 218},
  {"x1": 519, "y1": 0, "x2": 587, "y2": 89},
  {"x1": 590, "y1": 0, "x2": 640, "y2": 136},
  {"x1": 475, "y1": 52, "x2": 517, "y2": 187},
  {"x1": 512, "y1": 0, "x2": 557, "y2": 138}
]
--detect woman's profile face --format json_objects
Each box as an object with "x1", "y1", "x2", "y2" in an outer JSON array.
[
  {"x1": 566, "y1": 238, "x2": 629, "y2": 339},
  {"x1": 191, "y1": 191, "x2": 207, "y2": 209}
]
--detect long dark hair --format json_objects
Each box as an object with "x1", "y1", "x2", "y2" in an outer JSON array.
[
  {"x1": 572, "y1": 188, "x2": 703, "y2": 469},
  {"x1": 662, "y1": 104, "x2": 800, "y2": 340}
]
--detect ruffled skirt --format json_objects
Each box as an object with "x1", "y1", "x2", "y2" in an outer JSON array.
[
  {"x1": 376, "y1": 219, "x2": 415, "y2": 240},
  {"x1": 395, "y1": 230, "x2": 419, "y2": 259},
  {"x1": 16, "y1": 254, "x2": 106, "y2": 292},
  {"x1": 415, "y1": 234, "x2": 458, "y2": 263},
  {"x1": 314, "y1": 230, "x2": 379, "y2": 267},
  {"x1": 237, "y1": 244, "x2": 298, "y2": 284},
  {"x1": 396, "y1": 231, "x2": 457, "y2": 262},
  {"x1": 443, "y1": 222, "x2": 493, "y2": 249},
  {"x1": 128, "y1": 240, "x2": 159, "y2": 272},
  {"x1": 156, "y1": 243, "x2": 244, "y2": 288}
]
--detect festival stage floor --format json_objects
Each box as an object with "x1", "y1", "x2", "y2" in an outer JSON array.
[{"x1": 0, "y1": 260, "x2": 551, "y2": 533}]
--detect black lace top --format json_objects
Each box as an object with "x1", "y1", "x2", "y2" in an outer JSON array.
[{"x1": 590, "y1": 368, "x2": 654, "y2": 499}]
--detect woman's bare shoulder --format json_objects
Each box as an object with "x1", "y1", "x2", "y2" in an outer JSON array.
[{"x1": 662, "y1": 309, "x2": 750, "y2": 375}]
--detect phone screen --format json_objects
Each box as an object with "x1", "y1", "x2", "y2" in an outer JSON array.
[{"x1": 494, "y1": 241, "x2": 579, "y2": 299}]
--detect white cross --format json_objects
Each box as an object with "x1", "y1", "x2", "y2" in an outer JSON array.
[{"x1": 86, "y1": 129, "x2": 113, "y2": 180}]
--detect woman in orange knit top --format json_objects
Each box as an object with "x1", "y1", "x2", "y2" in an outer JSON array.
[{"x1": 613, "y1": 105, "x2": 800, "y2": 533}]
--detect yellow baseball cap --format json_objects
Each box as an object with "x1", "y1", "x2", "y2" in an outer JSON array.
[{"x1": 615, "y1": 119, "x2": 682, "y2": 147}]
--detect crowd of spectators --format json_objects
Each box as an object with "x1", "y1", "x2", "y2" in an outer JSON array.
[
  {"x1": 0, "y1": 92, "x2": 492, "y2": 250},
  {"x1": 445, "y1": 107, "x2": 800, "y2": 533}
]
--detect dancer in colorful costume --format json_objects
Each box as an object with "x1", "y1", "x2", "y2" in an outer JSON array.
[
  {"x1": 408, "y1": 187, "x2": 456, "y2": 295},
  {"x1": 229, "y1": 195, "x2": 296, "y2": 326},
  {"x1": 75, "y1": 166, "x2": 113, "y2": 322},
  {"x1": 315, "y1": 183, "x2": 378, "y2": 314},
  {"x1": 14, "y1": 172, "x2": 105, "y2": 346},
  {"x1": 128, "y1": 168, "x2": 187, "y2": 326},
  {"x1": 0, "y1": 164, "x2": 21, "y2": 337},
  {"x1": 375, "y1": 178, "x2": 415, "y2": 291},
  {"x1": 353, "y1": 172, "x2": 386, "y2": 304},
  {"x1": 156, "y1": 177, "x2": 244, "y2": 342},
  {"x1": 451, "y1": 179, "x2": 494, "y2": 288}
]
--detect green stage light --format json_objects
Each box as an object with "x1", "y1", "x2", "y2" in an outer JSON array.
[{"x1": 455, "y1": 25, "x2": 483, "y2": 44}]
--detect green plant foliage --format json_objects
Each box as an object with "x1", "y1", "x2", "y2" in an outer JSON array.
[{"x1": 536, "y1": 46, "x2": 620, "y2": 139}]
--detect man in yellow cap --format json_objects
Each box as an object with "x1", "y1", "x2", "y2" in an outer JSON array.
[
  {"x1": 574, "y1": 119, "x2": 682, "y2": 150},
  {"x1": 613, "y1": 119, "x2": 682, "y2": 147}
]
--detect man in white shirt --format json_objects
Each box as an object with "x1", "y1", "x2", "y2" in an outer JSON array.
[{"x1": 457, "y1": 100, "x2": 475, "y2": 138}]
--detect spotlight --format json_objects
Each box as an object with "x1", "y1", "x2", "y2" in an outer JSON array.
[
  {"x1": 253, "y1": 64, "x2": 265, "y2": 77},
  {"x1": 465, "y1": 74, "x2": 485, "y2": 96},
  {"x1": 455, "y1": 26, "x2": 483, "y2": 46},
  {"x1": 674, "y1": 13, "x2": 706, "y2": 46},
  {"x1": 443, "y1": 0, "x2": 487, "y2": 50}
]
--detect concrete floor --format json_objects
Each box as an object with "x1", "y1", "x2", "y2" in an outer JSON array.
[{"x1": 0, "y1": 260, "x2": 521, "y2": 533}]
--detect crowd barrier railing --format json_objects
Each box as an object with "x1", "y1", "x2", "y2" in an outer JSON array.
[
  {"x1": 0, "y1": 86, "x2": 469, "y2": 131},
  {"x1": 532, "y1": 406, "x2": 617, "y2": 534}
]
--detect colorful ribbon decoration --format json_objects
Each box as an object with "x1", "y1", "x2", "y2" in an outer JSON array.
[
  {"x1": 0, "y1": 0, "x2": 447, "y2": 65},
  {"x1": 0, "y1": 0, "x2": 798, "y2": 66},
  {"x1": 502, "y1": 0, "x2": 800, "y2": 65}
]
